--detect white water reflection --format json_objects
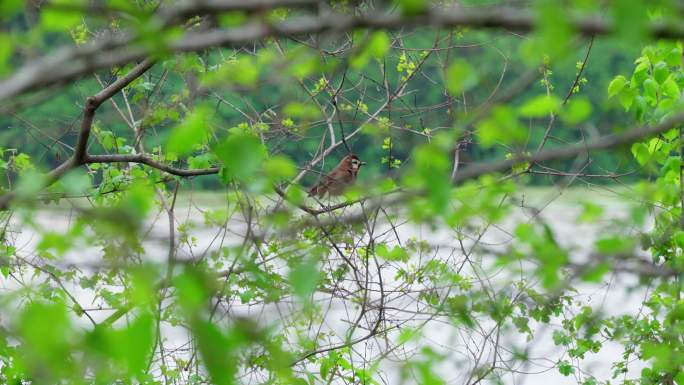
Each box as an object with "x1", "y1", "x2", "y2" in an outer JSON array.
[{"x1": 1, "y1": 187, "x2": 651, "y2": 384}]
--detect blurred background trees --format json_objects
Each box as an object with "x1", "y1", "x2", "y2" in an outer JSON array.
[{"x1": 1, "y1": 1, "x2": 683, "y2": 384}]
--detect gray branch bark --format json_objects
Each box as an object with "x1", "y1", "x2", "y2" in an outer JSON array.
[{"x1": 2, "y1": 5, "x2": 684, "y2": 101}]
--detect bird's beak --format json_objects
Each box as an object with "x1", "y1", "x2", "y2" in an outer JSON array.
[{"x1": 361, "y1": 161, "x2": 367, "y2": 166}]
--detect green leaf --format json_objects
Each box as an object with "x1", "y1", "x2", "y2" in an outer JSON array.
[
  {"x1": 285, "y1": 184, "x2": 305, "y2": 205},
  {"x1": 188, "y1": 153, "x2": 214, "y2": 169},
  {"x1": 41, "y1": 2, "x2": 83, "y2": 31},
  {"x1": 367, "y1": 31, "x2": 391, "y2": 58},
  {"x1": 38, "y1": 231, "x2": 72, "y2": 255},
  {"x1": 595, "y1": 236, "x2": 634, "y2": 254},
  {"x1": 633, "y1": 60, "x2": 649, "y2": 84},
  {"x1": 0, "y1": 34, "x2": 12, "y2": 75},
  {"x1": 608, "y1": 75, "x2": 627, "y2": 98},
  {"x1": 219, "y1": 12, "x2": 247, "y2": 27},
  {"x1": 283, "y1": 102, "x2": 321, "y2": 121},
  {"x1": 519, "y1": 95, "x2": 561, "y2": 118},
  {"x1": 395, "y1": 0, "x2": 427, "y2": 15},
  {"x1": 18, "y1": 301, "x2": 74, "y2": 377},
  {"x1": 618, "y1": 87, "x2": 635, "y2": 110},
  {"x1": 558, "y1": 360, "x2": 574, "y2": 376},
  {"x1": 167, "y1": 106, "x2": 212, "y2": 156},
  {"x1": 662, "y1": 76, "x2": 680, "y2": 99},
  {"x1": 376, "y1": 244, "x2": 409, "y2": 262},
  {"x1": 653, "y1": 61, "x2": 669, "y2": 84},
  {"x1": 129, "y1": 267, "x2": 157, "y2": 308},
  {"x1": 119, "y1": 312, "x2": 155, "y2": 376},
  {"x1": 643, "y1": 78, "x2": 658, "y2": 103},
  {"x1": 675, "y1": 371, "x2": 684, "y2": 385},
  {"x1": 174, "y1": 270, "x2": 210, "y2": 315},
  {"x1": 581, "y1": 262, "x2": 610, "y2": 283},
  {"x1": 213, "y1": 133, "x2": 267, "y2": 181},
  {"x1": 641, "y1": 342, "x2": 673, "y2": 371},
  {"x1": 665, "y1": 46, "x2": 683, "y2": 66},
  {"x1": 411, "y1": 143, "x2": 451, "y2": 211},
  {"x1": 476, "y1": 106, "x2": 526, "y2": 147},
  {"x1": 120, "y1": 181, "x2": 154, "y2": 218},
  {"x1": 264, "y1": 155, "x2": 296, "y2": 181},
  {"x1": 15, "y1": 170, "x2": 47, "y2": 200},
  {"x1": 0, "y1": 0, "x2": 22, "y2": 16},
  {"x1": 631, "y1": 142, "x2": 651, "y2": 166},
  {"x1": 578, "y1": 201, "x2": 603, "y2": 223},
  {"x1": 12, "y1": 153, "x2": 34, "y2": 171},
  {"x1": 320, "y1": 359, "x2": 330, "y2": 380},
  {"x1": 286, "y1": 50, "x2": 321, "y2": 80},
  {"x1": 446, "y1": 60, "x2": 478, "y2": 95},
  {"x1": 58, "y1": 169, "x2": 91, "y2": 196},
  {"x1": 289, "y1": 258, "x2": 320, "y2": 300},
  {"x1": 202, "y1": 55, "x2": 259, "y2": 87},
  {"x1": 99, "y1": 130, "x2": 117, "y2": 151},
  {"x1": 236, "y1": 56, "x2": 260, "y2": 86},
  {"x1": 534, "y1": 1, "x2": 572, "y2": 59},
  {"x1": 560, "y1": 98, "x2": 592, "y2": 125},
  {"x1": 194, "y1": 320, "x2": 236, "y2": 385},
  {"x1": 397, "y1": 328, "x2": 421, "y2": 344},
  {"x1": 351, "y1": 31, "x2": 390, "y2": 69},
  {"x1": 515, "y1": 223, "x2": 567, "y2": 289}
]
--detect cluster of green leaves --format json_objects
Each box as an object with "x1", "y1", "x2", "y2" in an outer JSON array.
[
  {"x1": 6, "y1": 1, "x2": 684, "y2": 385},
  {"x1": 549, "y1": 41, "x2": 684, "y2": 384},
  {"x1": 609, "y1": 43, "x2": 683, "y2": 123},
  {"x1": 0, "y1": 266, "x2": 157, "y2": 384},
  {"x1": 0, "y1": 4, "x2": 648, "y2": 186}
]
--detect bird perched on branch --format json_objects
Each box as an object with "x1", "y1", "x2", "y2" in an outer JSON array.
[{"x1": 308, "y1": 154, "x2": 366, "y2": 198}]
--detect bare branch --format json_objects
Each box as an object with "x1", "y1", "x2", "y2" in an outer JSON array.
[
  {"x1": 0, "y1": 59, "x2": 155, "y2": 209},
  {"x1": 85, "y1": 154, "x2": 219, "y2": 177},
  {"x1": 3, "y1": 6, "x2": 684, "y2": 101},
  {"x1": 75, "y1": 59, "x2": 156, "y2": 164}
]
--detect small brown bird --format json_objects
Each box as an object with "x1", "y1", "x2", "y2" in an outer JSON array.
[{"x1": 308, "y1": 154, "x2": 366, "y2": 198}]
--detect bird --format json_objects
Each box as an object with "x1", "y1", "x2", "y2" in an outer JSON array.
[{"x1": 308, "y1": 154, "x2": 366, "y2": 198}]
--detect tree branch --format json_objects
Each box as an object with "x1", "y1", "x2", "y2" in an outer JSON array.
[
  {"x1": 276, "y1": 111, "x2": 684, "y2": 235},
  {"x1": 0, "y1": 59, "x2": 155, "y2": 209},
  {"x1": 85, "y1": 154, "x2": 219, "y2": 177},
  {"x1": 3, "y1": 6, "x2": 684, "y2": 101},
  {"x1": 453, "y1": 112, "x2": 684, "y2": 184},
  {"x1": 75, "y1": 59, "x2": 156, "y2": 163}
]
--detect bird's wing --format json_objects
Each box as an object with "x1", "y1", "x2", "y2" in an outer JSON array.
[{"x1": 309, "y1": 171, "x2": 345, "y2": 198}]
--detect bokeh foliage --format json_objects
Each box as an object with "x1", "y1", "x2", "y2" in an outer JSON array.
[{"x1": 0, "y1": 1, "x2": 683, "y2": 385}]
